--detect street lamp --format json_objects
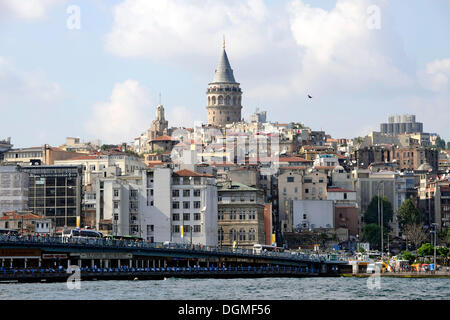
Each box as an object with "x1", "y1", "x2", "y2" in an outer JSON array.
[
  {"x1": 432, "y1": 223, "x2": 438, "y2": 273},
  {"x1": 376, "y1": 181, "x2": 385, "y2": 259}
]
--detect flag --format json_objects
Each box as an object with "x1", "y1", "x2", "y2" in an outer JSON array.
[{"x1": 180, "y1": 226, "x2": 184, "y2": 238}]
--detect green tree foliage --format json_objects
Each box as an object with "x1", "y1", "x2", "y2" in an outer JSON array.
[
  {"x1": 447, "y1": 141, "x2": 450, "y2": 150},
  {"x1": 364, "y1": 196, "x2": 393, "y2": 228},
  {"x1": 363, "y1": 224, "x2": 381, "y2": 250},
  {"x1": 417, "y1": 243, "x2": 434, "y2": 256},
  {"x1": 437, "y1": 247, "x2": 449, "y2": 257},
  {"x1": 101, "y1": 144, "x2": 118, "y2": 151},
  {"x1": 400, "y1": 250, "x2": 416, "y2": 263},
  {"x1": 397, "y1": 199, "x2": 421, "y2": 231},
  {"x1": 435, "y1": 136, "x2": 446, "y2": 150}
]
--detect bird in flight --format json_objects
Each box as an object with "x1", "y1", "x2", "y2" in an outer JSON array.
[{"x1": 308, "y1": 95, "x2": 313, "y2": 99}]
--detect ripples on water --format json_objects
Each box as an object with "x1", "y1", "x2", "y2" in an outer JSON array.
[{"x1": 0, "y1": 278, "x2": 449, "y2": 300}]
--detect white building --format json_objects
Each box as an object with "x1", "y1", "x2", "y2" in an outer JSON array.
[
  {"x1": 95, "y1": 167, "x2": 218, "y2": 246},
  {"x1": 313, "y1": 154, "x2": 339, "y2": 168},
  {"x1": 292, "y1": 200, "x2": 334, "y2": 231},
  {"x1": 55, "y1": 153, "x2": 146, "y2": 186},
  {"x1": 170, "y1": 169, "x2": 218, "y2": 247}
]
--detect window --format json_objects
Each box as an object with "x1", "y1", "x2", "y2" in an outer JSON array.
[
  {"x1": 305, "y1": 188, "x2": 309, "y2": 194},
  {"x1": 303, "y1": 214, "x2": 307, "y2": 219},
  {"x1": 230, "y1": 210, "x2": 236, "y2": 220},
  {"x1": 194, "y1": 225, "x2": 201, "y2": 233},
  {"x1": 239, "y1": 211, "x2": 245, "y2": 220},
  {"x1": 113, "y1": 201, "x2": 119, "y2": 209},
  {"x1": 239, "y1": 229, "x2": 246, "y2": 241},
  {"x1": 344, "y1": 193, "x2": 347, "y2": 200},
  {"x1": 193, "y1": 201, "x2": 201, "y2": 209},
  {"x1": 194, "y1": 213, "x2": 201, "y2": 221},
  {"x1": 193, "y1": 190, "x2": 201, "y2": 197},
  {"x1": 114, "y1": 189, "x2": 119, "y2": 197},
  {"x1": 218, "y1": 229, "x2": 224, "y2": 241},
  {"x1": 248, "y1": 229, "x2": 256, "y2": 241},
  {"x1": 229, "y1": 229, "x2": 237, "y2": 241},
  {"x1": 287, "y1": 177, "x2": 294, "y2": 183},
  {"x1": 294, "y1": 187, "x2": 298, "y2": 193},
  {"x1": 172, "y1": 202, "x2": 180, "y2": 209},
  {"x1": 218, "y1": 210, "x2": 224, "y2": 220},
  {"x1": 183, "y1": 201, "x2": 190, "y2": 209},
  {"x1": 173, "y1": 213, "x2": 180, "y2": 221},
  {"x1": 183, "y1": 213, "x2": 190, "y2": 221},
  {"x1": 90, "y1": 165, "x2": 96, "y2": 171},
  {"x1": 172, "y1": 225, "x2": 180, "y2": 233},
  {"x1": 184, "y1": 225, "x2": 191, "y2": 233},
  {"x1": 172, "y1": 190, "x2": 179, "y2": 197},
  {"x1": 183, "y1": 190, "x2": 190, "y2": 197},
  {"x1": 248, "y1": 210, "x2": 256, "y2": 220}
]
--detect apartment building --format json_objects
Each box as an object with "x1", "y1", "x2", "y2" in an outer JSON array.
[{"x1": 217, "y1": 181, "x2": 265, "y2": 249}]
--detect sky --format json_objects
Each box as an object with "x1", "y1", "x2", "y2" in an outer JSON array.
[{"x1": 1, "y1": 0, "x2": 450, "y2": 148}]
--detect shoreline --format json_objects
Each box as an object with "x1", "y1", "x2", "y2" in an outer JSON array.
[{"x1": 341, "y1": 272, "x2": 450, "y2": 279}]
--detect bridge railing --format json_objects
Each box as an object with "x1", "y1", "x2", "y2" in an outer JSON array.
[{"x1": 0, "y1": 235, "x2": 348, "y2": 263}]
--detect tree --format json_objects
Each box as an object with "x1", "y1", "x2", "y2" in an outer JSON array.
[
  {"x1": 401, "y1": 250, "x2": 416, "y2": 264},
  {"x1": 398, "y1": 199, "x2": 421, "y2": 232},
  {"x1": 417, "y1": 243, "x2": 434, "y2": 257},
  {"x1": 364, "y1": 196, "x2": 393, "y2": 229},
  {"x1": 435, "y1": 136, "x2": 446, "y2": 150},
  {"x1": 447, "y1": 141, "x2": 450, "y2": 150},
  {"x1": 403, "y1": 223, "x2": 428, "y2": 249},
  {"x1": 362, "y1": 223, "x2": 383, "y2": 250},
  {"x1": 437, "y1": 247, "x2": 449, "y2": 257}
]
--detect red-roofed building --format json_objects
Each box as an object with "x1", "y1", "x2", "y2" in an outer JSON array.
[{"x1": 0, "y1": 211, "x2": 52, "y2": 235}]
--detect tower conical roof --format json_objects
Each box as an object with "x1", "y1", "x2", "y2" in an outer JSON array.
[{"x1": 212, "y1": 49, "x2": 237, "y2": 83}]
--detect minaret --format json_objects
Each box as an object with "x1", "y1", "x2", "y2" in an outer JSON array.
[{"x1": 206, "y1": 38, "x2": 243, "y2": 126}]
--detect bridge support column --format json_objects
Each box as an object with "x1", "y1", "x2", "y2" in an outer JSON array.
[
  {"x1": 164, "y1": 260, "x2": 167, "y2": 268},
  {"x1": 207, "y1": 261, "x2": 209, "y2": 268},
  {"x1": 158, "y1": 260, "x2": 160, "y2": 268},
  {"x1": 118, "y1": 259, "x2": 121, "y2": 267},
  {"x1": 187, "y1": 260, "x2": 190, "y2": 267},
  {"x1": 91, "y1": 259, "x2": 94, "y2": 268},
  {"x1": 67, "y1": 260, "x2": 70, "y2": 268},
  {"x1": 24, "y1": 258, "x2": 27, "y2": 269},
  {"x1": 153, "y1": 260, "x2": 155, "y2": 268},
  {"x1": 129, "y1": 259, "x2": 132, "y2": 267},
  {"x1": 1, "y1": 259, "x2": 4, "y2": 267}
]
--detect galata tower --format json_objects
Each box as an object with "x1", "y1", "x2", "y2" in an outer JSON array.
[{"x1": 206, "y1": 40, "x2": 242, "y2": 126}]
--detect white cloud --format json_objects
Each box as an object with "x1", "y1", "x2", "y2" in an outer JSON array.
[
  {"x1": 0, "y1": 0, "x2": 64, "y2": 20},
  {"x1": 418, "y1": 58, "x2": 450, "y2": 92},
  {"x1": 85, "y1": 80, "x2": 154, "y2": 144},
  {"x1": 106, "y1": 0, "x2": 413, "y2": 101},
  {"x1": 287, "y1": 0, "x2": 412, "y2": 94},
  {"x1": 106, "y1": 0, "x2": 271, "y2": 61},
  {"x1": 0, "y1": 56, "x2": 63, "y2": 107}
]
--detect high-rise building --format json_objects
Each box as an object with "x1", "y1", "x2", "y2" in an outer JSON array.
[
  {"x1": 206, "y1": 40, "x2": 243, "y2": 126},
  {"x1": 20, "y1": 165, "x2": 83, "y2": 231},
  {"x1": 380, "y1": 114, "x2": 423, "y2": 136}
]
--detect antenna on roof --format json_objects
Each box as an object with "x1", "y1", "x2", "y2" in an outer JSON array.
[
  {"x1": 159, "y1": 92, "x2": 162, "y2": 105},
  {"x1": 223, "y1": 35, "x2": 226, "y2": 49}
]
